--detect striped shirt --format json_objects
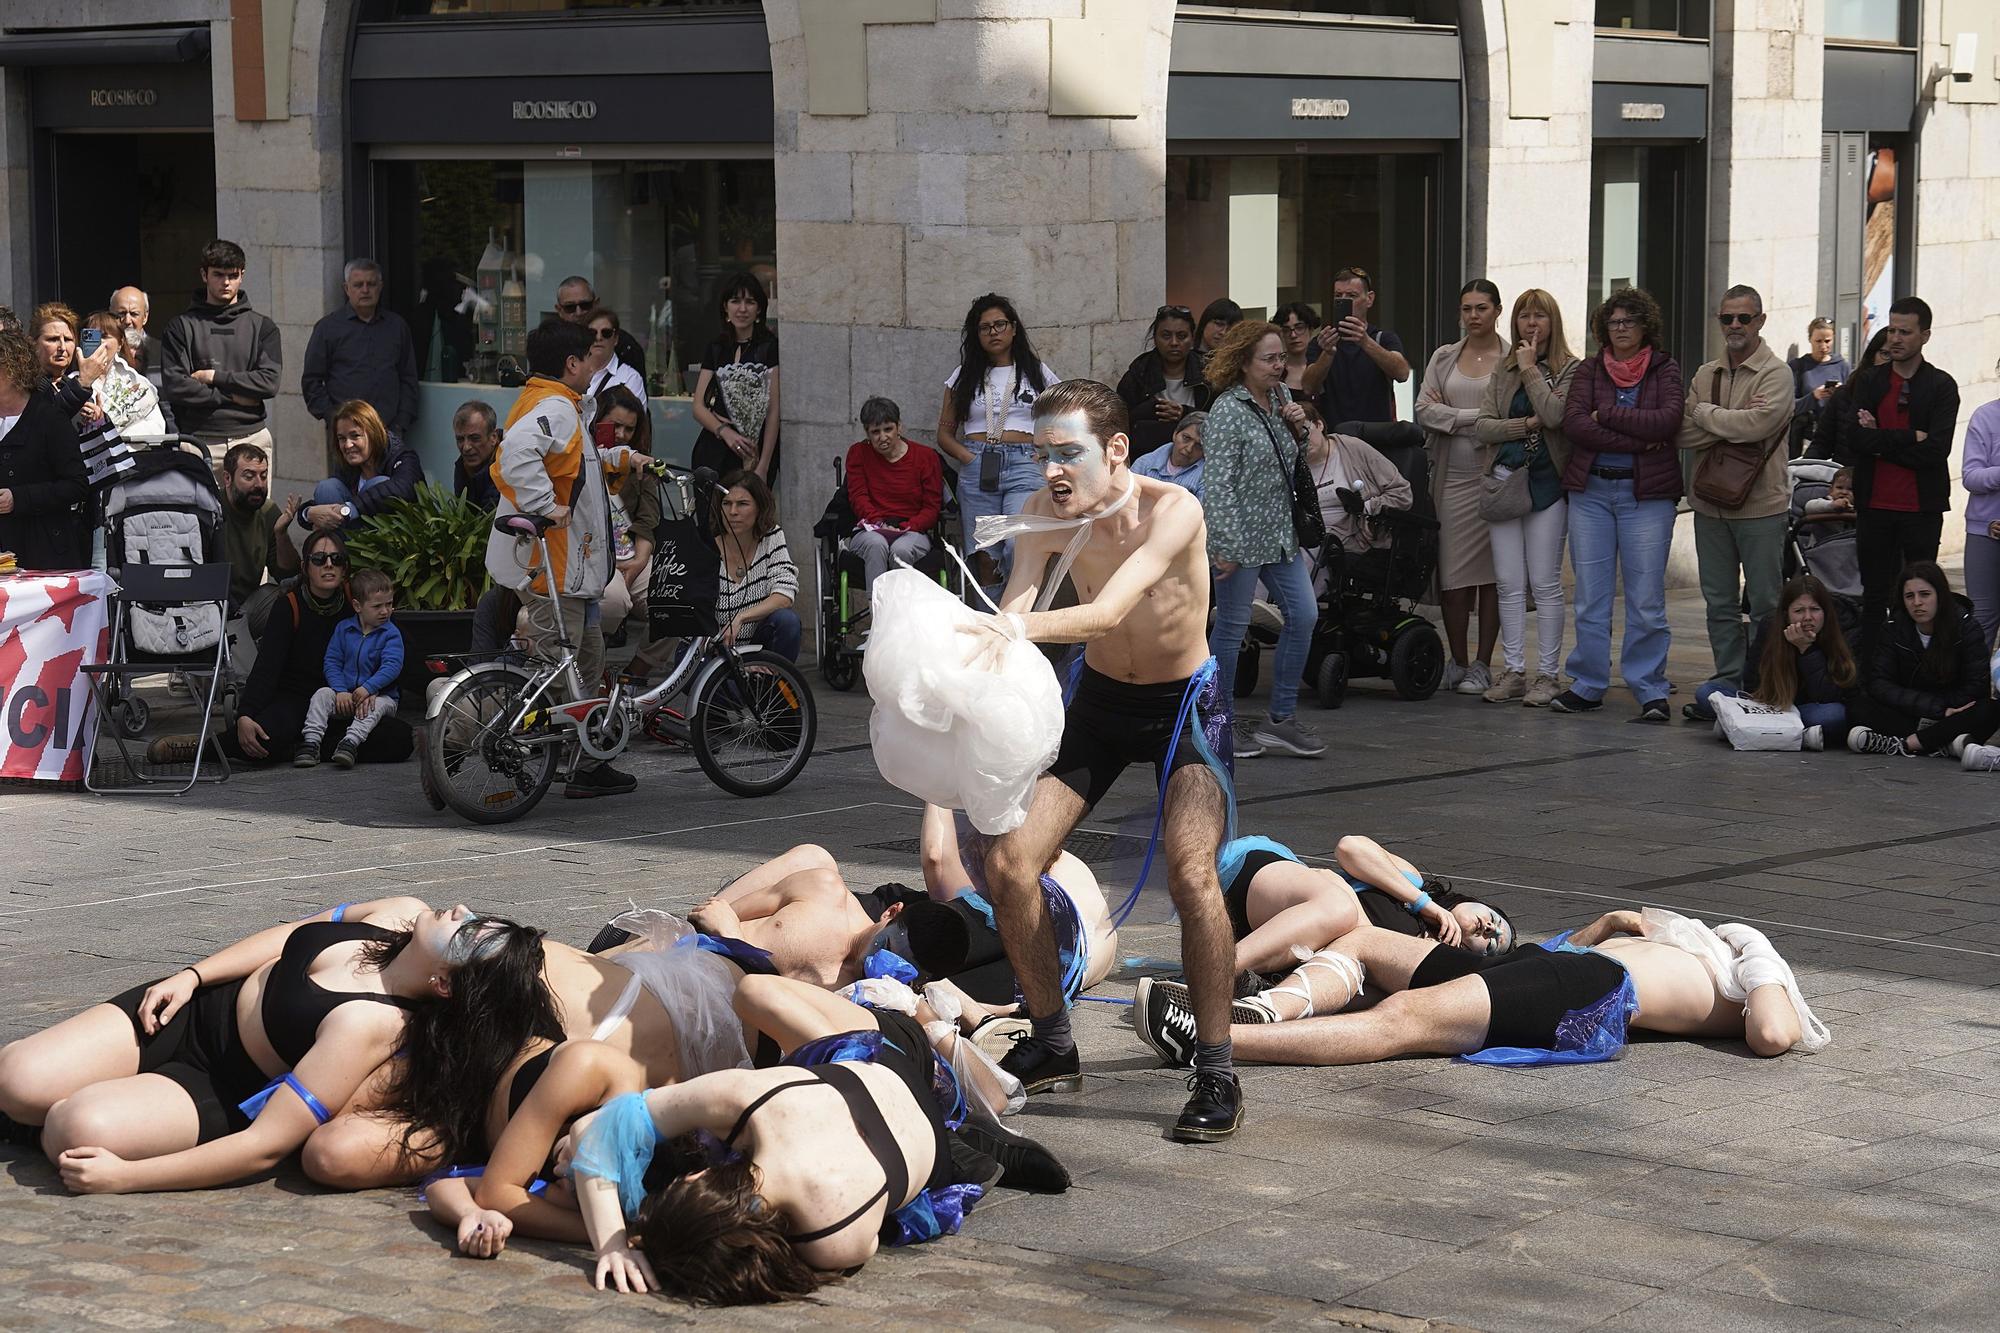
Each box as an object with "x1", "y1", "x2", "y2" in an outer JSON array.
[{"x1": 716, "y1": 529, "x2": 798, "y2": 621}]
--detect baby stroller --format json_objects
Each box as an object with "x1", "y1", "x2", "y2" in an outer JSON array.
[
  {"x1": 812, "y1": 456, "x2": 962, "y2": 691},
  {"x1": 1240, "y1": 421, "x2": 1445, "y2": 707},
  {"x1": 1784, "y1": 457, "x2": 1862, "y2": 603}
]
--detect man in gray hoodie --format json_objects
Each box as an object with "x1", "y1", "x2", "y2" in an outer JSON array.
[{"x1": 160, "y1": 239, "x2": 284, "y2": 484}]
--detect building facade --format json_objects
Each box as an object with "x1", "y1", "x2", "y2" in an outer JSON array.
[{"x1": 3, "y1": 0, "x2": 1995, "y2": 584}]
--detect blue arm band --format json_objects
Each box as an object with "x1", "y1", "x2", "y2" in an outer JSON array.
[
  {"x1": 330, "y1": 903, "x2": 351, "y2": 922},
  {"x1": 1404, "y1": 891, "x2": 1432, "y2": 916},
  {"x1": 238, "y1": 1073, "x2": 333, "y2": 1125}
]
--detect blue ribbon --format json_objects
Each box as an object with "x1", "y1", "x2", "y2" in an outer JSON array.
[
  {"x1": 1106, "y1": 656, "x2": 1236, "y2": 930},
  {"x1": 237, "y1": 1072, "x2": 333, "y2": 1125}
]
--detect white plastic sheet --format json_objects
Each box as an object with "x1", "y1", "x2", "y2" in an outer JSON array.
[{"x1": 1713, "y1": 693, "x2": 1804, "y2": 751}]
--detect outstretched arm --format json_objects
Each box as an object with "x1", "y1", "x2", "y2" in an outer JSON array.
[
  {"x1": 476, "y1": 1043, "x2": 640, "y2": 1244},
  {"x1": 1566, "y1": 910, "x2": 1646, "y2": 948},
  {"x1": 920, "y1": 804, "x2": 970, "y2": 899}
]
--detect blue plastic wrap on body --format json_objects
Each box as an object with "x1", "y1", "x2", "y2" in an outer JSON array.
[
  {"x1": 569, "y1": 1090, "x2": 664, "y2": 1219},
  {"x1": 1105, "y1": 656, "x2": 1238, "y2": 930},
  {"x1": 786, "y1": 1029, "x2": 885, "y2": 1069},
  {"x1": 864, "y1": 949, "x2": 920, "y2": 986},
  {"x1": 238, "y1": 1072, "x2": 333, "y2": 1125},
  {"x1": 957, "y1": 890, "x2": 997, "y2": 932},
  {"x1": 692, "y1": 933, "x2": 779, "y2": 976},
  {"x1": 1041, "y1": 874, "x2": 1089, "y2": 1005},
  {"x1": 1457, "y1": 940, "x2": 1639, "y2": 1068},
  {"x1": 415, "y1": 1163, "x2": 547, "y2": 1204},
  {"x1": 886, "y1": 1181, "x2": 985, "y2": 1246},
  {"x1": 1216, "y1": 834, "x2": 1300, "y2": 889}
]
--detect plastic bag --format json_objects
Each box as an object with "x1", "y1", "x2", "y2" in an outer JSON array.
[
  {"x1": 1713, "y1": 693, "x2": 1803, "y2": 751},
  {"x1": 864, "y1": 568, "x2": 1064, "y2": 835}
]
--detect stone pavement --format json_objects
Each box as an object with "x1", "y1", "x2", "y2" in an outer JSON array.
[{"x1": 4, "y1": 586, "x2": 2000, "y2": 1331}]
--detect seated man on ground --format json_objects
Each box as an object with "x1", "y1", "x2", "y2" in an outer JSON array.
[
  {"x1": 1138, "y1": 905, "x2": 1826, "y2": 1068},
  {"x1": 450, "y1": 399, "x2": 502, "y2": 510},
  {"x1": 216, "y1": 440, "x2": 297, "y2": 637}
]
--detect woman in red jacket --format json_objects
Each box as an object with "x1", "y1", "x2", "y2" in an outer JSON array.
[
  {"x1": 1553, "y1": 288, "x2": 1685, "y2": 723},
  {"x1": 844, "y1": 396, "x2": 942, "y2": 593}
]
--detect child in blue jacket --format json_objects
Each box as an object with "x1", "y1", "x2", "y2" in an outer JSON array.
[{"x1": 298, "y1": 568, "x2": 404, "y2": 768}]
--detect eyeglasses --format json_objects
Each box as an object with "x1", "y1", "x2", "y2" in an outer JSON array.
[
  {"x1": 558, "y1": 299, "x2": 595, "y2": 315},
  {"x1": 1717, "y1": 313, "x2": 1758, "y2": 327},
  {"x1": 1605, "y1": 317, "x2": 1639, "y2": 330},
  {"x1": 1279, "y1": 322, "x2": 1308, "y2": 333},
  {"x1": 593, "y1": 326, "x2": 618, "y2": 341},
  {"x1": 977, "y1": 320, "x2": 1013, "y2": 335},
  {"x1": 306, "y1": 552, "x2": 349, "y2": 568}
]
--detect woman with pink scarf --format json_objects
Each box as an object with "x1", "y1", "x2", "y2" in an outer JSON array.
[{"x1": 1552, "y1": 288, "x2": 1685, "y2": 722}]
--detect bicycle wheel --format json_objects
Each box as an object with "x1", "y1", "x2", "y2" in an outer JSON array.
[
  {"x1": 426, "y1": 668, "x2": 560, "y2": 824},
  {"x1": 690, "y1": 653, "x2": 817, "y2": 797}
]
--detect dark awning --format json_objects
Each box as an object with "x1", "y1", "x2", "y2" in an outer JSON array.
[{"x1": 0, "y1": 26, "x2": 210, "y2": 67}]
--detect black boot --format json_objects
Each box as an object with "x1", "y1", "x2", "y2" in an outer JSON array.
[
  {"x1": 953, "y1": 1118, "x2": 1072, "y2": 1194},
  {"x1": 998, "y1": 1035, "x2": 1083, "y2": 1095},
  {"x1": 1172, "y1": 1068, "x2": 1243, "y2": 1143}
]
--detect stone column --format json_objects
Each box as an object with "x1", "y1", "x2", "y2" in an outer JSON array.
[
  {"x1": 1459, "y1": 0, "x2": 1596, "y2": 331},
  {"x1": 1706, "y1": 0, "x2": 1824, "y2": 363},
  {"x1": 763, "y1": 0, "x2": 1175, "y2": 629}
]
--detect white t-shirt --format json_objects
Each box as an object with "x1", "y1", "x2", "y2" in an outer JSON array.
[
  {"x1": 944, "y1": 361, "x2": 1059, "y2": 438},
  {"x1": 1160, "y1": 375, "x2": 1194, "y2": 407},
  {"x1": 0, "y1": 413, "x2": 18, "y2": 445}
]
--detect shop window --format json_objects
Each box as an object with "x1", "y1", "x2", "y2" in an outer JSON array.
[
  {"x1": 1589, "y1": 143, "x2": 1702, "y2": 366},
  {"x1": 1595, "y1": 1, "x2": 1706, "y2": 37},
  {"x1": 1826, "y1": 0, "x2": 1908, "y2": 45},
  {"x1": 1165, "y1": 151, "x2": 1438, "y2": 370}
]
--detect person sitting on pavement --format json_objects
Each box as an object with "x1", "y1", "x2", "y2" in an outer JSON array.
[
  {"x1": 295, "y1": 568, "x2": 403, "y2": 771},
  {"x1": 845, "y1": 396, "x2": 943, "y2": 595},
  {"x1": 1303, "y1": 401, "x2": 1412, "y2": 596},
  {"x1": 1692, "y1": 574, "x2": 1861, "y2": 752},
  {"x1": 450, "y1": 400, "x2": 502, "y2": 510},
  {"x1": 297, "y1": 399, "x2": 425, "y2": 532},
  {"x1": 713, "y1": 468, "x2": 801, "y2": 662},
  {"x1": 1138, "y1": 905, "x2": 1827, "y2": 1070},
  {"x1": 216, "y1": 441, "x2": 297, "y2": 637},
  {"x1": 1129, "y1": 410, "x2": 1206, "y2": 497},
  {"x1": 1844, "y1": 561, "x2": 1999, "y2": 758}
]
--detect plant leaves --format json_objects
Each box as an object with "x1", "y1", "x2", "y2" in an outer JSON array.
[{"x1": 343, "y1": 482, "x2": 492, "y2": 612}]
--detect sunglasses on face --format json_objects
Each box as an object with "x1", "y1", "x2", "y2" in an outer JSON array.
[
  {"x1": 593, "y1": 326, "x2": 618, "y2": 341},
  {"x1": 306, "y1": 552, "x2": 349, "y2": 568},
  {"x1": 1718, "y1": 313, "x2": 1758, "y2": 327},
  {"x1": 558, "y1": 299, "x2": 594, "y2": 315}
]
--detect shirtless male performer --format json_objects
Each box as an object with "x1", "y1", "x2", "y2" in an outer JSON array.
[
  {"x1": 1137, "y1": 908, "x2": 1815, "y2": 1068},
  {"x1": 959, "y1": 378, "x2": 1247, "y2": 1142}
]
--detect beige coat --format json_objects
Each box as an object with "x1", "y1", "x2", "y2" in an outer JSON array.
[
  {"x1": 1416, "y1": 337, "x2": 1510, "y2": 517},
  {"x1": 1676, "y1": 339, "x2": 1794, "y2": 519},
  {"x1": 1473, "y1": 354, "x2": 1578, "y2": 478}
]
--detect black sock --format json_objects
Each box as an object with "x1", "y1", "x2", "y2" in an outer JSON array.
[
  {"x1": 1194, "y1": 1038, "x2": 1234, "y2": 1077},
  {"x1": 1029, "y1": 1007, "x2": 1074, "y2": 1055}
]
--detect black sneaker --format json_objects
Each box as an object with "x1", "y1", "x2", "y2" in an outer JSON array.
[
  {"x1": 565, "y1": 763, "x2": 639, "y2": 799},
  {"x1": 1682, "y1": 699, "x2": 1715, "y2": 722},
  {"x1": 998, "y1": 1033, "x2": 1083, "y2": 1094},
  {"x1": 331, "y1": 740, "x2": 360, "y2": 769},
  {"x1": 1173, "y1": 1068, "x2": 1244, "y2": 1143},
  {"x1": 1231, "y1": 968, "x2": 1264, "y2": 1000},
  {"x1": 953, "y1": 1118, "x2": 1072, "y2": 1194},
  {"x1": 1631, "y1": 698, "x2": 1670, "y2": 724},
  {"x1": 944, "y1": 1129, "x2": 1005, "y2": 1191},
  {"x1": 587, "y1": 923, "x2": 639, "y2": 954},
  {"x1": 1135, "y1": 976, "x2": 1198, "y2": 1068},
  {"x1": 1548, "y1": 689, "x2": 1601, "y2": 714},
  {"x1": 1847, "y1": 726, "x2": 1906, "y2": 756},
  {"x1": 293, "y1": 742, "x2": 321, "y2": 768}
]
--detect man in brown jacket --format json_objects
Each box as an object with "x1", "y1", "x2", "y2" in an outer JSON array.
[{"x1": 1678, "y1": 284, "x2": 1794, "y2": 721}]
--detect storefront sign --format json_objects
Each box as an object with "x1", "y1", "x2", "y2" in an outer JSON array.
[
  {"x1": 1619, "y1": 102, "x2": 1667, "y2": 121},
  {"x1": 512, "y1": 99, "x2": 598, "y2": 121},
  {"x1": 31, "y1": 62, "x2": 211, "y2": 130},
  {"x1": 1290, "y1": 97, "x2": 1351, "y2": 120},
  {"x1": 0, "y1": 571, "x2": 110, "y2": 784},
  {"x1": 88, "y1": 88, "x2": 159, "y2": 108}
]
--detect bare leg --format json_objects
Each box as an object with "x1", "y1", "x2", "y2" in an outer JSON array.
[
  {"x1": 920, "y1": 804, "x2": 968, "y2": 898},
  {"x1": 1743, "y1": 984, "x2": 1803, "y2": 1057},
  {"x1": 732, "y1": 973, "x2": 875, "y2": 1054},
  {"x1": 41, "y1": 1074, "x2": 203, "y2": 1159},
  {"x1": 1162, "y1": 766, "x2": 1234, "y2": 1047},
  {"x1": 1440, "y1": 587, "x2": 1473, "y2": 665},
  {"x1": 1331, "y1": 925, "x2": 1446, "y2": 993},
  {"x1": 1476, "y1": 584, "x2": 1500, "y2": 665},
  {"x1": 0, "y1": 1004, "x2": 144, "y2": 1123},
  {"x1": 1234, "y1": 861, "x2": 1361, "y2": 976},
  {"x1": 1256, "y1": 948, "x2": 1366, "y2": 1020},
  {"x1": 1334, "y1": 835, "x2": 1422, "y2": 894},
  {"x1": 302, "y1": 1061, "x2": 442, "y2": 1189},
  {"x1": 984, "y1": 776, "x2": 1089, "y2": 1023},
  {"x1": 1232, "y1": 977, "x2": 1492, "y2": 1066}
]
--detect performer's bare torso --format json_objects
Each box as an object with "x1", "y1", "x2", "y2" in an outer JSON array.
[{"x1": 1592, "y1": 936, "x2": 1746, "y2": 1038}]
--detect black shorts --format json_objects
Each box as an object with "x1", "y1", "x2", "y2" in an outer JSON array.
[
  {"x1": 104, "y1": 978, "x2": 272, "y2": 1144},
  {"x1": 1049, "y1": 666, "x2": 1224, "y2": 812},
  {"x1": 1407, "y1": 946, "x2": 1628, "y2": 1053},
  {"x1": 1222, "y1": 848, "x2": 1292, "y2": 942}
]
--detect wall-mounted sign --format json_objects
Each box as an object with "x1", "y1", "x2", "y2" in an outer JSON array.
[
  {"x1": 1290, "y1": 97, "x2": 1351, "y2": 120},
  {"x1": 1620, "y1": 102, "x2": 1667, "y2": 120},
  {"x1": 88, "y1": 88, "x2": 159, "y2": 108},
  {"x1": 512, "y1": 99, "x2": 597, "y2": 121},
  {"x1": 31, "y1": 63, "x2": 210, "y2": 130}
]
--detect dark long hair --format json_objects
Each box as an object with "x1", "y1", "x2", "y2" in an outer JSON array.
[
  {"x1": 594, "y1": 383, "x2": 653, "y2": 455},
  {"x1": 950, "y1": 294, "x2": 1050, "y2": 425},
  {"x1": 1752, "y1": 575, "x2": 1857, "y2": 707},
  {"x1": 1421, "y1": 875, "x2": 1515, "y2": 950},
  {"x1": 715, "y1": 271, "x2": 771, "y2": 346},
  {"x1": 367, "y1": 916, "x2": 562, "y2": 1167},
  {"x1": 1896, "y1": 561, "x2": 1964, "y2": 681},
  {"x1": 636, "y1": 1145, "x2": 826, "y2": 1305}
]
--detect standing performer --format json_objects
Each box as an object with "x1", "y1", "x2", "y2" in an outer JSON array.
[{"x1": 958, "y1": 379, "x2": 1242, "y2": 1142}]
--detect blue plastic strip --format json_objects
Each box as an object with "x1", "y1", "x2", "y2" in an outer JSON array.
[
  {"x1": 330, "y1": 903, "x2": 351, "y2": 922},
  {"x1": 237, "y1": 1072, "x2": 334, "y2": 1125},
  {"x1": 1105, "y1": 656, "x2": 1235, "y2": 931}
]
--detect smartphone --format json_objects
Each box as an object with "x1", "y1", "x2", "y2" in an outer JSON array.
[
  {"x1": 1332, "y1": 296, "x2": 1356, "y2": 327},
  {"x1": 592, "y1": 420, "x2": 619, "y2": 450},
  {"x1": 78, "y1": 328, "x2": 104, "y2": 358}
]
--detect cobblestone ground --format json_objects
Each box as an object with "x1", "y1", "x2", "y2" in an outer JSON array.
[{"x1": 4, "y1": 593, "x2": 1999, "y2": 1331}]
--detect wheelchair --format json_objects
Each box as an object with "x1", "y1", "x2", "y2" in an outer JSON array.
[
  {"x1": 1239, "y1": 420, "x2": 1446, "y2": 708},
  {"x1": 812, "y1": 456, "x2": 963, "y2": 691}
]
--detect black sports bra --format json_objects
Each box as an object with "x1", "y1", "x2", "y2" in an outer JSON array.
[
  {"x1": 508, "y1": 1046, "x2": 556, "y2": 1119},
  {"x1": 723, "y1": 1064, "x2": 909, "y2": 1246},
  {"x1": 262, "y1": 921, "x2": 420, "y2": 1067}
]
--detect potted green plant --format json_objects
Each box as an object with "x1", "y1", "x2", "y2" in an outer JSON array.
[{"x1": 343, "y1": 482, "x2": 492, "y2": 699}]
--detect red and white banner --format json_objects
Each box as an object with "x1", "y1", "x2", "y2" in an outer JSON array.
[{"x1": 0, "y1": 570, "x2": 112, "y2": 783}]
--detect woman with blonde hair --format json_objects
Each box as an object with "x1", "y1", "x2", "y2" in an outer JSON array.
[
  {"x1": 1474, "y1": 289, "x2": 1578, "y2": 706},
  {"x1": 299, "y1": 398, "x2": 426, "y2": 531}
]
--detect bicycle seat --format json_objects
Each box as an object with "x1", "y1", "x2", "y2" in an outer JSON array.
[{"x1": 495, "y1": 513, "x2": 555, "y2": 537}]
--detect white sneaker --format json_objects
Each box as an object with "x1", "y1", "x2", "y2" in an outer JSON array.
[
  {"x1": 1962, "y1": 743, "x2": 2000, "y2": 772},
  {"x1": 1440, "y1": 661, "x2": 1467, "y2": 693},
  {"x1": 1248, "y1": 599, "x2": 1284, "y2": 635},
  {"x1": 1949, "y1": 735, "x2": 1970, "y2": 759},
  {"x1": 1455, "y1": 663, "x2": 1491, "y2": 696},
  {"x1": 1801, "y1": 724, "x2": 1824, "y2": 752}
]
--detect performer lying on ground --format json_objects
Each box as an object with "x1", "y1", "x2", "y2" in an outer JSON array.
[
  {"x1": 0, "y1": 900, "x2": 540, "y2": 1194},
  {"x1": 960, "y1": 379, "x2": 1246, "y2": 1142},
  {"x1": 1137, "y1": 906, "x2": 1827, "y2": 1067},
  {"x1": 554, "y1": 974, "x2": 1064, "y2": 1302}
]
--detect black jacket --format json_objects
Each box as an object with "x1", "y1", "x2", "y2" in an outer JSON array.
[
  {"x1": 453, "y1": 455, "x2": 500, "y2": 510},
  {"x1": 1866, "y1": 598, "x2": 1988, "y2": 717},
  {"x1": 1116, "y1": 349, "x2": 1212, "y2": 453},
  {"x1": 1831, "y1": 360, "x2": 1959, "y2": 514},
  {"x1": 303, "y1": 432, "x2": 427, "y2": 529},
  {"x1": 0, "y1": 391, "x2": 91, "y2": 570},
  {"x1": 240, "y1": 586, "x2": 345, "y2": 718},
  {"x1": 302, "y1": 305, "x2": 420, "y2": 433},
  {"x1": 160, "y1": 291, "x2": 283, "y2": 442},
  {"x1": 1742, "y1": 600, "x2": 1861, "y2": 706}
]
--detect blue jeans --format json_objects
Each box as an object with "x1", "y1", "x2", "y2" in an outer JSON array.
[
  {"x1": 956, "y1": 444, "x2": 1047, "y2": 594},
  {"x1": 1209, "y1": 551, "x2": 1317, "y2": 718},
  {"x1": 743, "y1": 606, "x2": 802, "y2": 662},
  {"x1": 1564, "y1": 473, "x2": 1676, "y2": 703},
  {"x1": 313, "y1": 474, "x2": 390, "y2": 524},
  {"x1": 1695, "y1": 682, "x2": 1846, "y2": 730}
]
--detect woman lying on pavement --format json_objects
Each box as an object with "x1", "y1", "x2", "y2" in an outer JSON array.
[
  {"x1": 1138, "y1": 905, "x2": 1828, "y2": 1069},
  {"x1": 552, "y1": 973, "x2": 1066, "y2": 1301},
  {"x1": 0, "y1": 899, "x2": 537, "y2": 1193}
]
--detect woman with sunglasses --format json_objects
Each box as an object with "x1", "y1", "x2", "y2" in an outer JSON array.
[
  {"x1": 1116, "y1": 304, "x2": 1212, "y2": 456},
  {"x1": 585, "y1": 308, "x2": 646, "y2": 405}
]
